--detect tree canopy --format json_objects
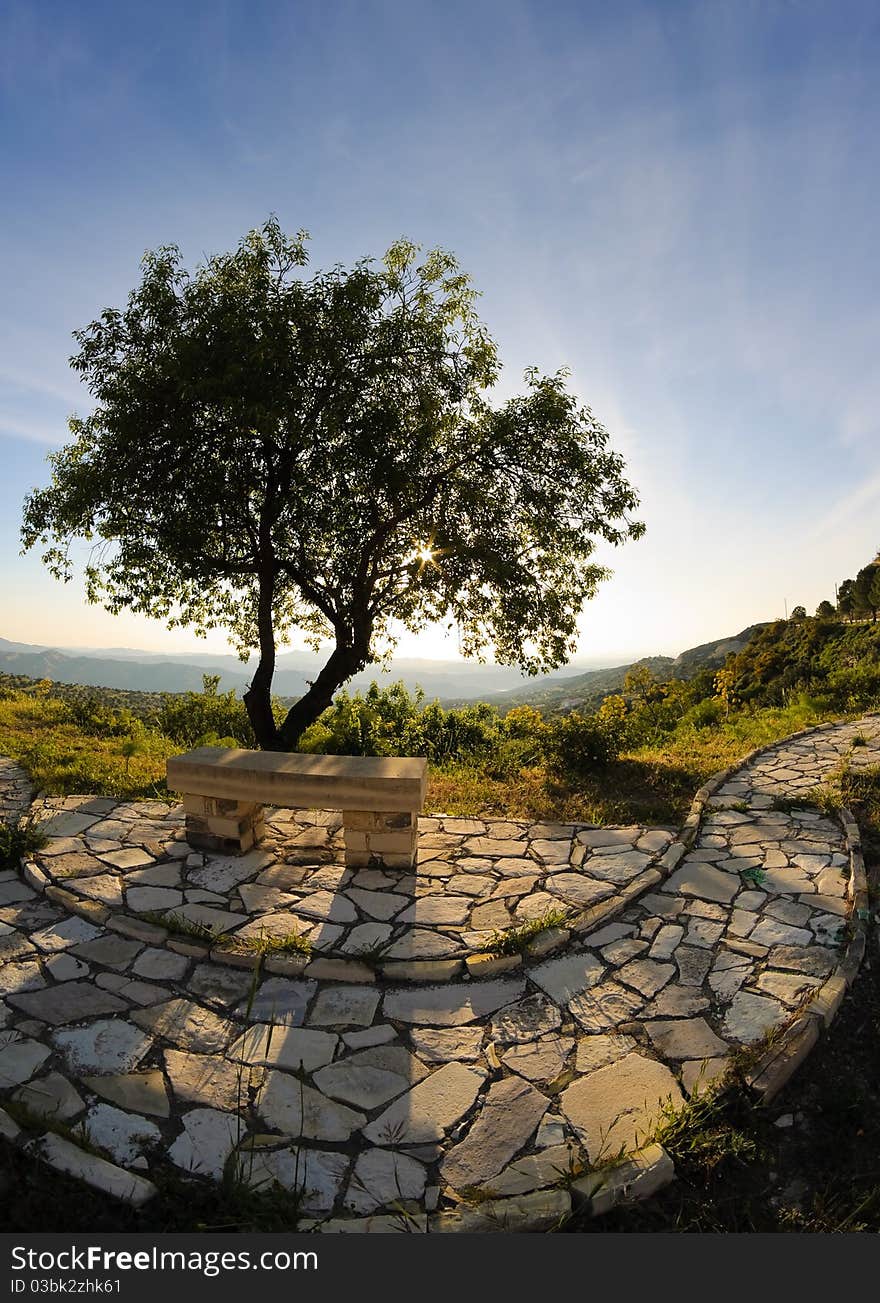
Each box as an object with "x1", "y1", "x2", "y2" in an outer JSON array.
[{"x1": 21, "y1": 218, "x2": 644, "y2": 750}]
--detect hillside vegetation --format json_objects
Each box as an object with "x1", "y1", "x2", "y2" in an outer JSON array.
[{"x1": 2, "y1": 597, "x2": 878, "y2": 824}]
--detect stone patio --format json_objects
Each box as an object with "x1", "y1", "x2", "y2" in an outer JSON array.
[{"x1": 0, "y1": 714, "x2": 875, "y2": 1229}]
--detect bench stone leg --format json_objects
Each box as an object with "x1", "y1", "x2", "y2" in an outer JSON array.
[
  {"x1": 182, "y1": 794, "x2": 265, "y2": 855},
  {"x1": 343, "y1": 810, "x2": 418, "y2": 869}
]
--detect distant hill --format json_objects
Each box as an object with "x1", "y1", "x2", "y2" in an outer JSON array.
[
  {"x1": 0, "y1": 637, "x2": 597, "y2": 703},
  {"x1": 485, "y1": 625, "x2": 768, "y2": 712}
]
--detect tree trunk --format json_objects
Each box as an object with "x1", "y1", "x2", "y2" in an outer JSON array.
[
  {"x1": 277, "y1": 643, "x2": 362, "y2": 749},
  {"x1": 243, "y1": 569, "x2": 283, "y2": 749}
]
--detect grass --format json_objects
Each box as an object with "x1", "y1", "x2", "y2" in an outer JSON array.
[
  {"x1": 483, "y1": 906, "x2": 574, "y2": 955},
  {"x1": 429, "y1": 702, "x2": 846, "y2": 824},
  {"x1": 140, "y1": 909, "x2": 217, "y2": 943},
  {"x1": 0, "y1": 693, "x2": 173, "y2": 800},
  {"x1": 222, "y1": 926, "x2": 312, "y2": 958},
  {"x1": 0, "y1": 682, "x2": 861, "y2": 827},
  {"x1": 140, "y1": 909, "x2": 314, "y2": 959}
]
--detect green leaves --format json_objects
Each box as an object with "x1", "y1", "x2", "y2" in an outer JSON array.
[{"x1": 21, "y1": 217, "x2": 644, "y2": 746}]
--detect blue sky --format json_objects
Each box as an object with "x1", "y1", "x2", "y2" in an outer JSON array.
[{"x1": 2, "y1": 0, "x2": 878, "y2": 666}]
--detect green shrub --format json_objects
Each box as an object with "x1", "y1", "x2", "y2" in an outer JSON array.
[{"x1": 543, "y1": 695, "x2": 630, "y2": 778}]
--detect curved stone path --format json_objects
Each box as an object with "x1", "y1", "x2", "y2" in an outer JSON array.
[{"x1": 0, "y1": 716, "x2": 876, "y2": 1231}]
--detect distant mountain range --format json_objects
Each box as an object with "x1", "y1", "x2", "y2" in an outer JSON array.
[
  {"x1": 0, "y1": 637, "x2": 600, "y2": 703},
  {"x1": 0, "y1": 626, "x2": 766, "y2": 710},
  {"x1": 479, "y1": 625, "x2": 767, "y2": 711}
]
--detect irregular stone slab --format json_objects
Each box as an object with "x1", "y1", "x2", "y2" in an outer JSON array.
[
  {"x1": 343, "y1": 1025, "x2": 397, "y2": 1050},
  {"x1": 544, "y1": 874, "x2": 614, "y2": 908},
  {"x1": 100, "y1": 848, "x2": 155, "y2": 869},
  {"x1": 382, "y1": 929, "x2": 461, "y2": 960},
  {"x1": 676, "y1": 947, "x2": 713, "y2": 986},
  {"x1": 749, "y1": 918, "x2": 813, "y2": 948},
  {"x1": 408, "y1": 1026, "x2": 485, "y2": 1063},
  {"x1": 44, "y1": 953, "x2": 88, "y2": 982},
  {"x1": 131, "y1": 948, "x2": 189, "y2": 981},
  {"x1": 768, "y1": 945, "x2": 835, "y2": 977},
  {"x1": 189, "y1": 860, "x2": 261, "y2": 893},
  {"x1": 131, "y1": 999, "x2": 234, "y2": 1052},
  {"x1": 168, "y1": 1108, "x2": 240, "y2": 1179},
  {"x1": 0, "y1": 928, "x2": 38, "y2": 962},
  {"x1": 309, "y1": 986, "x2": 380, "y2": 1028},
  {"x1": 126, "y1": 864, "x2": 182, "y2": 887},
  {"x1": 70, "y1": 935, "x2": 142, "y2": 969},
  {"x1": 599, "y1": 938, "x2": 646, "y2": 969},
  {"x1": 345, "y1": 1149, "x2": 427, "y2": 1214},
  {"x1": 681, "y1": 1057, "x2": 730, "y2": 1096},
  {"x1": 486, "y1": 1144, "x2": 579, "y2": 1196},
  {"x1": 722, "y1": 991, "x2": 788, "y2": 1043},
  {"x1": 579, "y1": 827, "x2": 640, "y2": 848},
  {"x1": 583, "y1": 851, "x2": 651, "y2": 884},
  {"x1": 644, "y1": 1018, "x2": 728, "y2": 1060},
  {"x1": 490, "y1": 995, "x2": 562, "y2": 1045},
  {"x1": 189, "y1": 965, "x2": 256, "y2": 1007},
  {"x1": 229, "y1": 1024, "x2": 338, "y2": 1074},
  {"x1": 247, "y1": 1147, "x2": 349, "y2": 1213},
  {"x1": 31, "y1": 1133, "x2": 156, "y2": 1206},
  {"x1": 66, "y1": 875, "x2": 121, "y2": 906},
  {"x1": 8, "y1": 982, "x2": 127, "y2": 1025},
  {"x1": 441, "y1": 1076, "x2": 549, "y2": 1189},
  {"x1": 664, "y1": 862, "x2": 739, "y2": 904},
  {"x1": 502, "y1": 1037, "x2": 571, "y2": 1083},
  {"x1": 568, "y1": 982, "x2": 644, "y2": 1032},
  {"x1": 575, "y1": 1033, "x2": 637, "y2": 1074},
  {"x1": 237, "y1": 884, "x2": 296, "y2": 913},
  {"x1": 530, "y1": 839, "x2": 573, "y2": 864},
  {"x1": 292, "y1": 891, "x2": 358, "y2": 924},
  {"x1": 617, "y1": 959, "x2": 675, "y2": 998},
  {"x1": 755, "y1": 971, "x2": 821, "y2": 1004},
  {"x1": 397, "y1": 897, "x2": 472, "y2": 926},
  {"x1": 13, "y1": 1070, "x2": 84, "y2": 1121},
  {"x1": 165, "y1": 1050, "x2": 258, "y2": 1112},
  {"x1": 0, "y1": 878, "x2": 40, "y2": 905},
  {"x1": 560, "y1": 1052, "x2": 684, "y2": 1161},
  {"x1": 708, "y1": 960, "x2": 753, "y2": 1001},
  {"x1": 167, "y1": 904, "x2": 242, "y2": 934},
  {"x1": 54, "y1": 1021, "x2": 152, "y2": 1075},
  {"x1": 30, "y1": 917, "x2": 101, "y2": 952},
  {"x1": 126, "y1": 886, "x2": 184, "y2": 913},
  {"x1": 238, "y1": 978, "x2": 316, "y2": 1025},
  {"x1": 530, "y1": 952, "x2": 605, "y2": 1005},
  {"x1": 258, "y1": 1073, "x2": 366, "y2": 1141},
  {"x1": 82, "y1": 1070, "x2": 169, "y2": 1118},
  {"x1": 312, "y1": 1058, "x2": 413, "y2": 1110},
  {"x1": 430, "y1": 1188, "x2": 570, "y2": 1233},
  {"x1": 463, "y1": 838, "x2": 527, "y2": 858},
  {"x1": 0, "y1": 1034, "x2": 51, "y2": 1087},
  {"x1": 649, "y1": 924, "x2": 685, "y2": 960},
  {"x1": 644, "y1": 984, "x2": 710, "y2": 1017},
  {"x1": 0, "y1": 960, "x2": 45, "y2": 993},
  {"x1": 384, "y1": 979, "x2": 525, "y2": 1027},
  {"x1": 84, "y1": 1103, "x2": 162, "y2": 1164},
  {"x1": 363, "y1": 1061, "x2": 486, "y2": 1146},
  {"x1": 345, "y1": 889, "x2": 411, "y2": 921},
  {"x1": 36, "y1": 811, "x2": 99, "y2": 837}
]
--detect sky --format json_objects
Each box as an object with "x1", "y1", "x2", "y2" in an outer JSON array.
[{"x1": 1, "y1": 0, "x2": 879, "y2": 670}]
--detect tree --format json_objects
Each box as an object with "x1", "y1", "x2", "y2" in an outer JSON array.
[
  {"x1": 21, "y1": 219, "x2": 644, "y2": 750},
  {"x1": 854, "y1": 564, "x2": 880, "y2": 622},
  {"x1": 815, "y1": 600, "x2": 836, "y2": 620},
  {"x1": 789, "y1": 605, "x2": 807, "y2": 620},
  {"x1": 838, "y1": 579, "x2": 856, "y2": 621}
]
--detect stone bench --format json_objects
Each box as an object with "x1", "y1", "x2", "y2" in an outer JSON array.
[{"x1": 166, "y1": 747, "x2": 427, "y2": 869}]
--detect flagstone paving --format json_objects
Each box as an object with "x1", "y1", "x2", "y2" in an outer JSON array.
[{"x1": 0, "y1": 715, "x2": 876, "y2": 1227}]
